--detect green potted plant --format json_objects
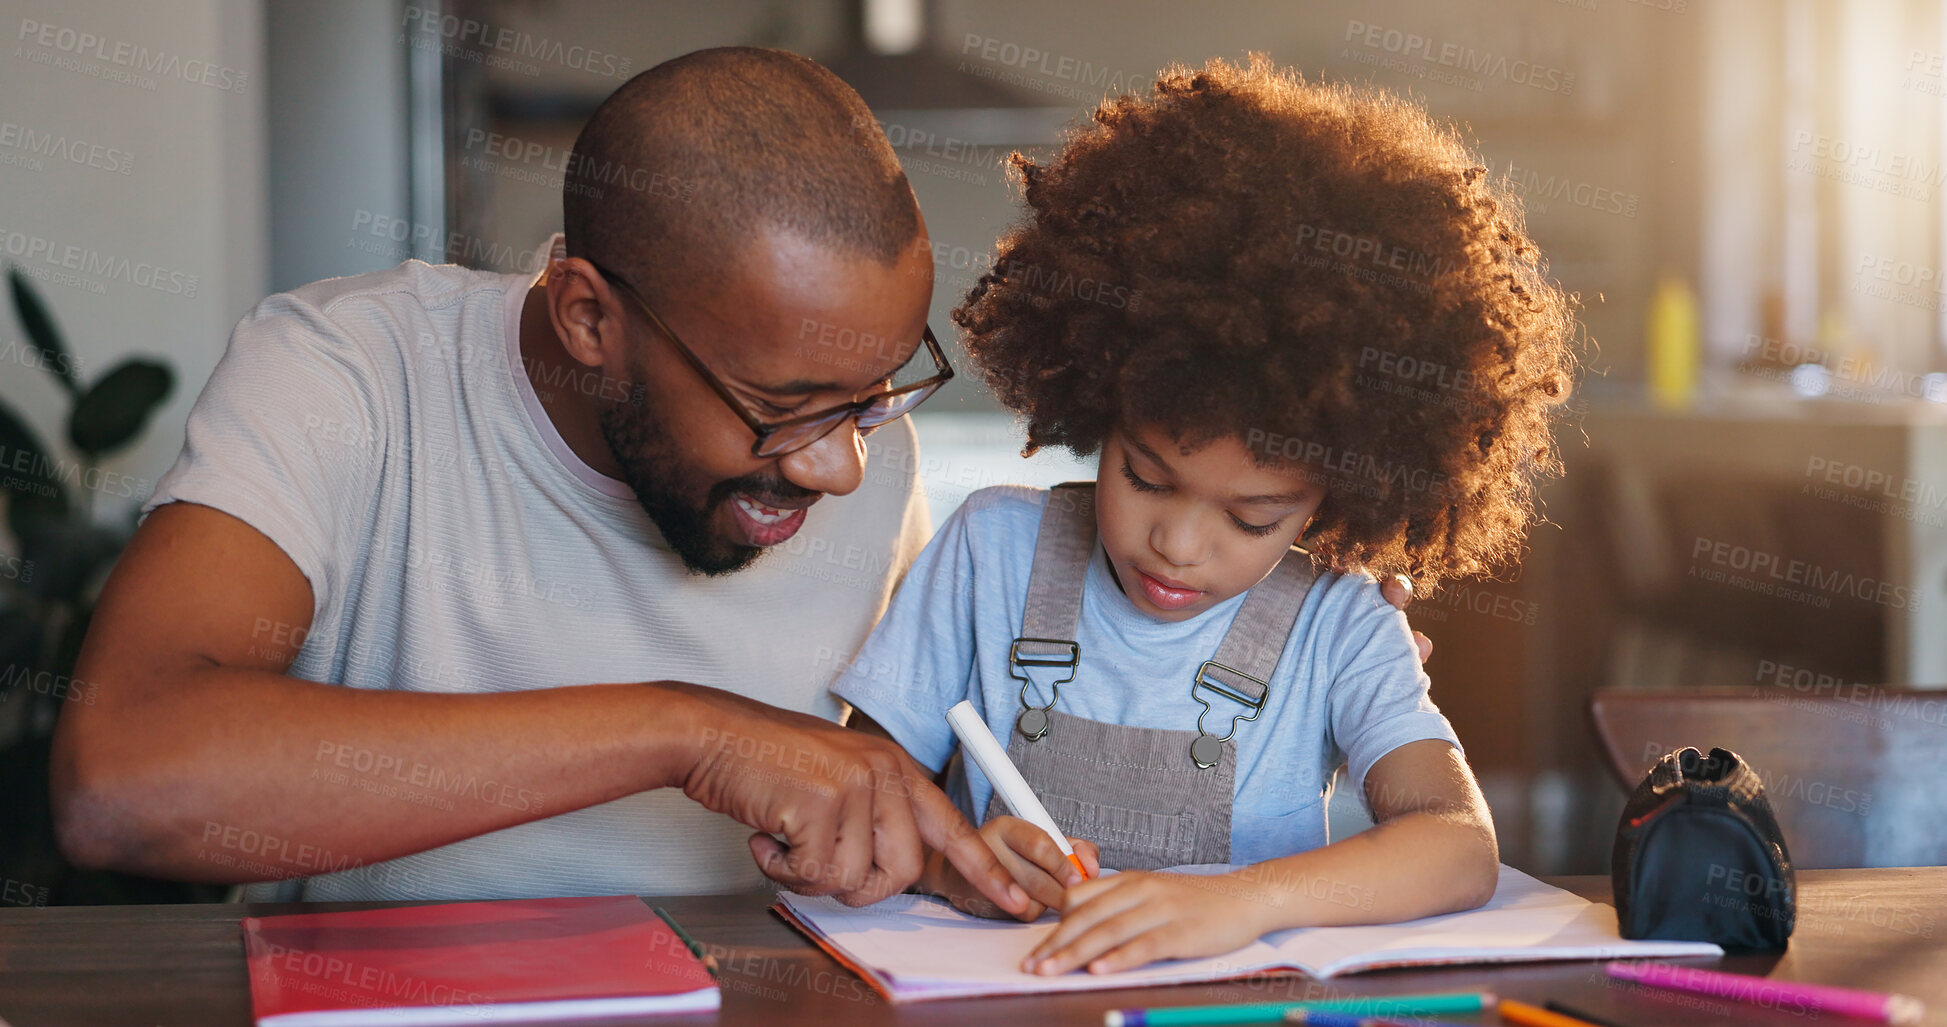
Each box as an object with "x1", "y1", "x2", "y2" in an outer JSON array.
[{"x1": 0, "y1": 266, "x2": 219, "y2": 903}]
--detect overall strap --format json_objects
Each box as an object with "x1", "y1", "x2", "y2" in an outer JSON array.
[
  {"x1": 1193, "y1": 550, "x2": 1320, "y2": 721},
  {"x1": 1015, "y1": 483, "x2": 1096, "y2": 659}
]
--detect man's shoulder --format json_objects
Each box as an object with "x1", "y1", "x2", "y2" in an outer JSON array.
[
  {"x1": 246, "y1": 260, "x2": 520, "y2": 358},
  {"x1": 284, "y1": 258, "x2": 507, "y2": 310}
]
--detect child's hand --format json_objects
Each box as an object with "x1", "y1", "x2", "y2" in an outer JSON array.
[
  {"x1": 978, "y1": 816, "x2": 1099, "y2": 918},
  {"x1": 919, "y1": 816, "x2": 1099, "y2": 921},
  {"x1": 1022, "y1": 870, "x2": 1274, "y2": 975}
]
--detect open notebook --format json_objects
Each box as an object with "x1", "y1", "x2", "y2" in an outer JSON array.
[{"x1": 774, "y1": 864, "x2": 1722, "y2": 1002}]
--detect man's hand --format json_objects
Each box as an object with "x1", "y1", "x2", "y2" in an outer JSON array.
[
  {"x1": 673, "y1": 686, "x2": 1031, "y2": 915},
  {"x1": 1379, "y1": 574, "x2": 1432, "y2": 664}
]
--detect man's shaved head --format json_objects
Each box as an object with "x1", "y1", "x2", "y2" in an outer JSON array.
[{"x1": 563, "y1": 47, "x2": 920, "y2": 301}]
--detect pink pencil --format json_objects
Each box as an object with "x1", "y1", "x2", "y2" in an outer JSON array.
[{"x1": 1605, "y1": 961, "x2": 1924, "y2": 1025}]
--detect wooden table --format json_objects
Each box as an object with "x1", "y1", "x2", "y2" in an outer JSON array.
[{"x1": 1, "y1": 868, "x2": 1941, "y2": 1026}]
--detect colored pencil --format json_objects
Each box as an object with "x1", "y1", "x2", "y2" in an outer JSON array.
[
  {"x1": 1543, "y1": 999, "x2": 1625, "y2": 1027},
  {"x1": 651, "y1": 906, "x2": 719, "y2": 977},
  {"x1": 1286, "y1": 1014, "x2": 1476, "y2": 1027},
  {"x1": 1101, "y1": 991, "x2": 1495, "y2": 1026},
  {"x1": 1605, "y1": 961, "x2": 1923, "y2": 1025},
  {"x1": 1499, "y1": 998, "x2": 1606, "y2": 1027}
]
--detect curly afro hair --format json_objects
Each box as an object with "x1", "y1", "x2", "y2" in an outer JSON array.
[{"x1": 954, "y1": 54, "x2": 1578, "y2": 589}]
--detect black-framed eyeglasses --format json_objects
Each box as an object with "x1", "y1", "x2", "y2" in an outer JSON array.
[{"x1": 585, "y1": 259, "x2": 954, "y2": 459}]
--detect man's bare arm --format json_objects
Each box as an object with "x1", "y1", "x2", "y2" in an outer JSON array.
[{"x1": 50, "y1": 502, "x2": 1027, "y2": 913}]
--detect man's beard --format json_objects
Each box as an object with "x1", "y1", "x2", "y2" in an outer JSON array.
[{"x1": 598, "y1": 383, "x2": 818, "y2": 576}]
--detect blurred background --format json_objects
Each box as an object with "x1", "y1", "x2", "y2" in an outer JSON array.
[{"x1": 3, "y1": 0, "x2": 1944, "y2": 901}]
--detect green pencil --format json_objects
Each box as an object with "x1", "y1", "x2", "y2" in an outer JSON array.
[
  {"x1": 651, "y1": 905, "x2": 719, "y2": 977},
  {"x1": 1102, "y1": 991, "x2": 1496, "y2": 1027}
]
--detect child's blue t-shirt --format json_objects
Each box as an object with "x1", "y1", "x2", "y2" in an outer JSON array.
[{"x1": 830, "y1": 485, "x2": 1462, "y2": 866}]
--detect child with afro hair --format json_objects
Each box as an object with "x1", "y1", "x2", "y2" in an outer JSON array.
[{"x1": 833, "y1": 54, "x2": 1577, "y2": 975}]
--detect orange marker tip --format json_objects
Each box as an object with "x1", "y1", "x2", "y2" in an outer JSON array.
[{"x1": 1067, "y1": 852, "x2": 1092, "y2": 880}]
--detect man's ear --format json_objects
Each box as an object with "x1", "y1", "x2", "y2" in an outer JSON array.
[{"x1": 544, "y1": 258, "x2": 620, "y2": 370}]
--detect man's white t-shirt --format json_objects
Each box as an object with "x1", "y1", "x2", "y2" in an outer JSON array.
[{"x1": 143, "y1": 250, "x2": 932, "y2": 901}]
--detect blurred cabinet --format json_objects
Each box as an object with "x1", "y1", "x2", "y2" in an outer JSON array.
[{"x1": 1427, "y1": 394, "x2": 1947, "y2": 873}]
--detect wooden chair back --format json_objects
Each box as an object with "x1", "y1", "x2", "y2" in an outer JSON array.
[{"x1": 1588, "y1": 687, "x2": 1947, "y2": 868}]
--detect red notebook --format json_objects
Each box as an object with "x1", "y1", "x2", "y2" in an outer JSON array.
[{"x1": 240, "y1": 895, "x2": 719, "y2": 1025}]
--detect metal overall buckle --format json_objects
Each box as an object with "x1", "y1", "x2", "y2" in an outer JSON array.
[
  {"x1": 1008, "y1": 637, "x2": 1079, "y2": 742},
  {"x1": 1189, "y1": 660, "x2": 1269, "y2": 768}
]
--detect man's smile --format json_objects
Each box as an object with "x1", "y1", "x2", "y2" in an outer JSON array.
[{"x1": 727, "y1": 491, "x2": 815, "y2": 545}]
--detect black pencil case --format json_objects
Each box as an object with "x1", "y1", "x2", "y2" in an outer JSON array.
[{"x1": 1611, "y1": 745, "x2": 1795, "y2": 949}]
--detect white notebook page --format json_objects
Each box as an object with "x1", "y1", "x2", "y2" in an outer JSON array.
[{"x1": 776, "y1": 864, "x2": 1723, "y2": 1002}]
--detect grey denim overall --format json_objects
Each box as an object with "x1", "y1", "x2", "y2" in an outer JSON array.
[{"x1": 982, "y1": 483, "x2": 1318, "y2": 870}]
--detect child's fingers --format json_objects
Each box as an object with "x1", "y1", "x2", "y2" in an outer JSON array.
[
  {"x1": 1000, "y1": 820, "x2": 1086, "y2": 887},
  {"x1": 914, "y1": 786, "x2": 1031, "y2": 916},
  {"x1": 1078, "y1": 928, "x2": 1171, "y2": 975},
  {"x1": 1025, "y1": 874, "x2": 1145, "y2": 965},
  {"x1": 990, "y1": 840, "x2": 1069, "y2": 913},
  {"x1": 1053, "y1": 866, "x2": 1123, "y2": 907},
  {"x1": 1069, "y1": 837, "x2": 1101, "y2": 878},
  {"x1": 1028, "y1": 901, "x2": 1171, "y2": 976}
]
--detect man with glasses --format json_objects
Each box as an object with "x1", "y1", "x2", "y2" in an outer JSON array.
[{"x1": 50, "y1": 47, "x2": 1030, "y2": 914}]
